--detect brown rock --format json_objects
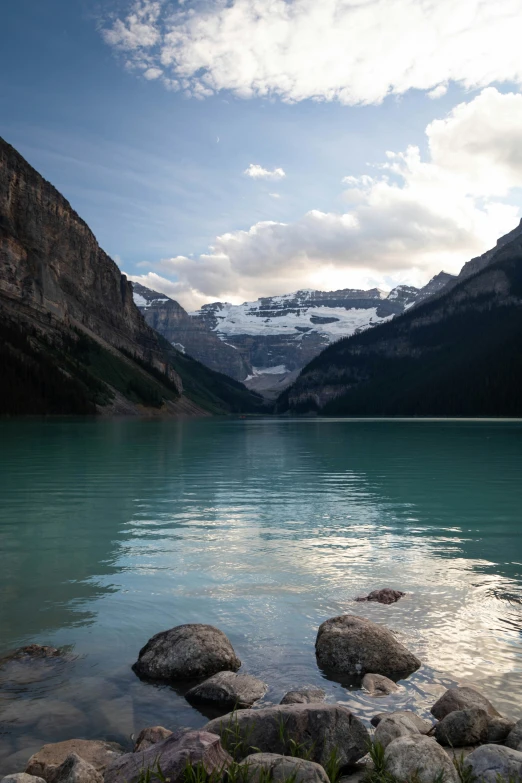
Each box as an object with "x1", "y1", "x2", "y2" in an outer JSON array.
[
  {"x1": 431, "y1": 687, "x2": 501, "y2": 720},
  {"x1": 280, "y1": 687, "x2": 326, "y2": 705},
  {"x1": 362, "y1": 673, "x2": 400, "y2": 696},
  {"x1": 25, "y1": 740, "x2": 124, "y2": 782},
  {"x1": 133, "y1": 727, "x2": 172, "y2": 753},
  {"x1": 356, "y1": 589, "x2": 405, "y2": 605}
]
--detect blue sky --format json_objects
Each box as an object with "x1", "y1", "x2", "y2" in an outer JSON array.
[{"x1": 2, "y1": 0, "x2": 522, "y2": 309}]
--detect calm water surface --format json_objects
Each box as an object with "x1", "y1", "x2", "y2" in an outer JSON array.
[{"x1": 1, "y1": 418, "x2": 522, "y2": 772}]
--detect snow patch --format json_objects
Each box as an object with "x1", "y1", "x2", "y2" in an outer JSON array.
[{"x1": 133, "y1": 293, "x2": 147, "y2": 306}]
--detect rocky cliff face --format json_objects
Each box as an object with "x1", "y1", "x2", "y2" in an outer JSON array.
[
  {"x1": 133, "y1": 282, "x2": 251, "y2": 381},
  {"x1": 277, "y1": 224, "x2": 522, "y2": 417},
  {"x1": 0, "y1": 137, "x2": 263, "y2": 416}
]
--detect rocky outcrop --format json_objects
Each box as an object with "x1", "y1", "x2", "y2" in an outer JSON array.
[
  {"x1": 279, "y1": 687, "x2": 326, "y2": 705},
  {"x1": 431, "y1": 687, "x2": 500, "y2": 720},
  {"x1": 384, "y1": 736, "x2": 458, "y2": 783},
  {"x1": 362, "y1": 674, "x2": 400, "y2": 696},
  {"x1": 185, "y1": 671, "x2": 267, "y2": 709},
  {"x1": 132, "y1": 624, "x2": 241, "y2": 683},
  {"x1": 433, "y1": 708, "x2": 489, "y2": 747},
  {"x1": 25, "y1": 740, "x2": 123, "y2": 782},
  {"x1": 240, "y1": 754, "x2": 329, "y2": 783},
  {"x1": 104, "y1": 731, "x2": 231, "y2": 783},
  {"x1": 315, "y1": 615, "x2": 421, "y2": 679},
  {"x1": 204, "y1": 704, "x2": 370, "y2": 768},
  {"x1": 464, "y1": 745, "x2": 522, "y2": 783}
]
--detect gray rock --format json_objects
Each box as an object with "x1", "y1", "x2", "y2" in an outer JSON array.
[
  {"x1": 133, "y1": 727, "x2": 173, "y2": 753},
  {"x1": 371, "y1": 711, "x2": 433, "y2": 733},
  {"x1": 204, "y1": 704, "x2": 370, "y2": 768},
  {"x1": 186, "y1": 671, "x2": 267, "y2": 709},
  {"x1": 26, "y1": 741, "x2": 124, "y2": 782},
  {"x1": 374, "y1": 715, "x2": 422, "y2": 749},
  {"x1": 280, "y1": 687, "x2": 326, "y2": 705},
  {"x1": 132, "y1": 624, "x2": 241, "y2": 682},
  {"x1": 1, "y1": 776, "x2": 46, "y2": 783},
  {"x1": 434, "y1": 707, "x2": 488, "y2": 747},
  {"x1": 431, "y1": 687, "x2": 501, "y2": 720},
  {"x1": 465, "y1": 744, "x2": 522, "y2": 783},
  {"x1": 487, "y1": 715, "x2": 515, "y2": 743},
  {"x1": 362, "y1": 674, "x2": 400, "y2": 696},
  {"x1": 384, "y1": 736, "x2": 458, "y2": 783},
  {"x1": 53, "y1": 755, "x2": 102, "y2": 783},
  {"x1": 355, "y1": 589, "x2": 405, "y2": 605},
  {"x1": 506, "y1": 717, "x2": 522, "y2": 751},
  {"x1": 241, "y1": 754, "x2": 329, "y2": 783},
  {"x1": 315, "y1": 615, "x2": 421, "y2": 679},
  {"x1": 104, "y1": 730, "x2": 231, "y2": 783}
]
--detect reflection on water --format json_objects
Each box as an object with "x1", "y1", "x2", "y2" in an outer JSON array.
[{"x1": 1, "y1": 419, "x2": 522, "y2": 773}]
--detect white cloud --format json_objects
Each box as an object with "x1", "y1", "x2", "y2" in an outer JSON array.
[
  {"x1": 102, "y1": 0, "x2": 522, "y2": 104},
  {"x1": 428, "y1": 84, "x2": 448, "y2": 100},
  {"x1": 143, "y1": 66, "x2": 163, "y2": 80},
  {"x1": 244, "y1": 164, "x2": 286, "y2": 179},
  {"x1": 269, "y1": 193, "x2": 281, "y2": 199},
  {"x1": 127, "y1": 89, "x2": 522, "y2": 309}
]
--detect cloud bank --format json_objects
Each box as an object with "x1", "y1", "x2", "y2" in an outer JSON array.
[
  {"x1": 102, "y1": 0, "x2": 522, "y2": 104},
  {"x1": 129, "y1": 89, "x2": 522, "y2": 310}
]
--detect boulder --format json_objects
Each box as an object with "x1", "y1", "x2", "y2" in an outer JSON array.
[
  {"x1": 315, "y1": 615, "x2": 420, "y2": 679},
  {"x1": 371, "y1": 711, "x2": 433, "y2": 733},
  {"x1": 384, "y1": 736, "x2": 458, "y2": 783},
  {"x1": 487, "y1": 715, "x2": 514, "y2": 743},
  {"x1": 204, "y1": 704, "x2": 370, "y2": 768},
  {"x1": 186, "y1": 671, "x2": 267, "y2": 709},
  {"x1": 132, "y1": 624, "x2": 240, "y2": 682},
  {"x1": 279, "y1": 687, "x2": 326, "y2": 705},
  {"x1": 434, "y1": 707, "x2": 488, "y2": 747},
  {"x1": 506, "y1": 717, "x2": 522, "y2": 751},
  {"x1": 104, "y1": 730, "x2": 231, "y2": 783},
  {"x1": 362, "y1": 674, "x2": 400, "y2": 696},
  {"x1": 465, "y1": 745, "x2": 522, "y2": 783},
  {"x1": 133, "y1": 727, "x2": 173, "y2": 753},
  {"x1": 374, "y1": 715, "x2": 422, "y2": 749},
  {"x1": 1, "y1": 776, "x2": 46, "y2": 783},
  {"x1": 240, "y1": 753, "x2": 329, "y2": 783},
  {"x1": 26, "y1": 741, "x2": 123, "y2": 782},
  {"x1": 52, "y1": 755, "x2": 102, "y2": 783},
  {"x1": 355, "y1": 589, "x2": 405, "y2": 605},
  {"x1": 431, "y1": 686, "x2": 500, "y2": 720}
]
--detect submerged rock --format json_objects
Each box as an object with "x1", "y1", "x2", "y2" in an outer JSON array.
[
  {"x1": 240, "y1": 754, "x2": 329, "y2": 783},
  {"x1": 355, "y1": 589, "x2": 405, "y2": 605},
  {"x1": 104, "y1": 730, "x2": 231, "y2": 783},
  {"x1": 315, "y1": 615, "x2": 421, "y2": 679},
  {"x1": 52, "y1": 755, "x2": 102, "y2": 783},
  {"x1": 371, "y1": 711, "x2": 433, "y2": 733},
  {"x1": 384, "y1": 736, "x2": 458, "y2": 783},
  {"x1": 374, "y1": 714, "x2": 422, "y2": 749},
  {"x1": 465, "y1": 745, "x2": 522, "y2": 783},
  {"x1": 204, "y1": 703, "x2": 370, "y2": 768},
  {"x1": 279, "y1": 687, "x2": 326, "y2": 705},
  {"x1": 132, "y1": 624, "x2": 241, "y2": 683},
  {"x1": 25, "y1": 740, "x2": 124, "y2": 782},
  {"x1": 133, "y1": 727, "x2": 173, "y2": 752},
  {"x1": 434, "y1": 707, "x2": 489, "y2": 747},
  {"x1": 431, "y1": 686, "x2": 500, "y2": 720},
  {"x1": 0, "y1": 646, "x2": 62, "y2": 663},
  {"x1": 362, "y1": 673, "x2": 400, "y2": 696},
  {"x1": 186, "y1": 671, "x2": 267, "y2": 709}
]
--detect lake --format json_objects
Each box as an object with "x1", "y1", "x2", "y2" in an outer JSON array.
[{"x1": 1, "y1": 418, "x2": 522, "y2": 773}]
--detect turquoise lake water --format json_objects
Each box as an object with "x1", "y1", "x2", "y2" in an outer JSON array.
[{"x1": 1, "y1": 418, "x2": 522, "y2": 772}]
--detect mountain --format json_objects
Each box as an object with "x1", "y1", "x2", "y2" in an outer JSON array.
[
  {"x1": 277, "y1": 224, "x2": 522, "y2": 417},
  {"x1": 0, "y1": 137, "x2": 263, "y2": 416},
  {"x1": 132, "y1": 282, "x2": 252, "y2": 381}
]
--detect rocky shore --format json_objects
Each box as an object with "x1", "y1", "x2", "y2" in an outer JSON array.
[{"x1": 2, "y1": 591, "x2": 522, "y2": 783}]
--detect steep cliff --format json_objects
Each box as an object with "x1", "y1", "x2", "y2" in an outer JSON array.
[
  {"x1": 277, "y1": 225, "x2": 522, "y2": 417},
  {"x1": 0, "y1": 137, "x2": 263, "y2": 416},
  {"x1": 133, "y1": 282, "x2": 251, "y2": 381}
]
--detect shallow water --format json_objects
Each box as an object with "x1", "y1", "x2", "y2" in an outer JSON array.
[{"x1": 1, "y1": 418, "x2": 522, "y2": 772}]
